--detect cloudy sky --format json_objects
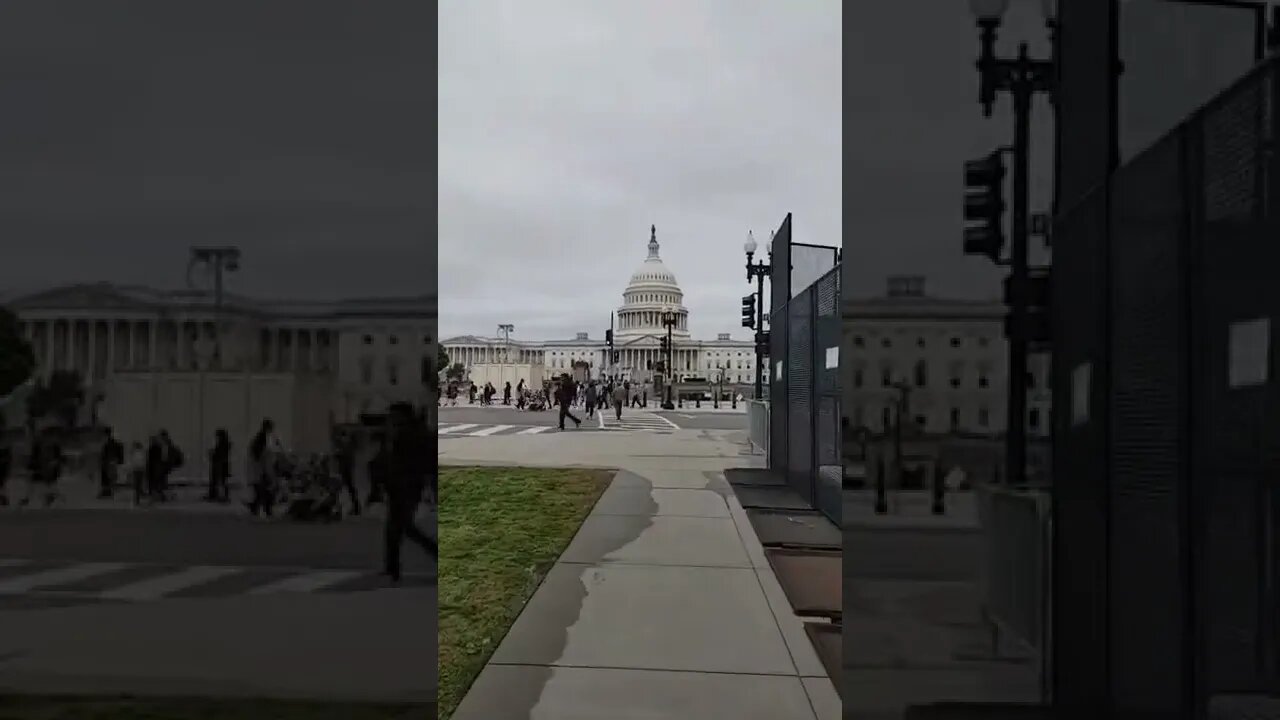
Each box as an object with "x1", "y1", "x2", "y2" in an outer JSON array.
[
  {"x1": 438, "y1": 0, "x2": 841, "y2": 342},
  {"x1": 0, "y1": 0, "x2": 432, "y2": 302}
]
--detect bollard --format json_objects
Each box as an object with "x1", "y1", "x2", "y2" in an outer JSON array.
[{"x1": 874, "y1": 456, "x2": 888, "y2": 514}]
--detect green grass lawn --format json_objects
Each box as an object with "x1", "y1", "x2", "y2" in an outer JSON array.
[
  {"x1": 437, "y1": 465, "x2": 613, "y2": 720},
  {"x1": 0, "y1": 697, "x2": 428, "y2": 720}
]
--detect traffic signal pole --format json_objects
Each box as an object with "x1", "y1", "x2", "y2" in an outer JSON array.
[
  {"x1": 755, "y1": 274, "x2": 765, "y2": 399},
  {"x1": 1007, "y1": 48, "x2": 1032, "y2": 487}
]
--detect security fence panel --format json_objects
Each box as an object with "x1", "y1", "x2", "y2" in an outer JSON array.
[
  {"x1": 787, "y1": 284, "x2": 815, "y2": 507},
  {"x1": 1107, "y1": 129, "x2": 1191, "y2": 716},
  {"x1": 770, "y1": 304, "x2": 788, "y2": 476},
  {"x1": 813, "y1": 267, "x2": 841, "y2": 523},
  {"x1": 1049, "y1": 184, "x2": 1111, "y2": 712},
  {"x1": 1190, "y1": 61, "x2": 1279, "y2": 698}
]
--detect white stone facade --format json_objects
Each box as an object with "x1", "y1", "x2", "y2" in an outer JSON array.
[
  {"x1": 844, "y1": 276, "x2": 1051, "y2": 437},
  {"x1": 443, "y1": 226, "x2": 755, "y2": 385},
  {"x1": 5, "y1": 283, "x2": 436, "y2": 454}
]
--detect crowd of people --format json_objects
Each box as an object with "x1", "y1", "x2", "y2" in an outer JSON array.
[
  {"x1": 0, "y1": 403, "x2": 436, "y2": 583},
  {"x1": 441, "y1": 375, "x2": 660, "y2": 425}
]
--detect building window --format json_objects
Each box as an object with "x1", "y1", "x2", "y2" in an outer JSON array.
[
  {"x1": 881, "y1": 407, "x2": 891, "y2": 430},
  {"x1": 881, "y1": 338, "x2": 891, "y2": 348},
  {"x1": 388, "y1": 360, "x2": 400, "y2": 385},
  {"x1": 950, "y1": 377, "x2": 961, "y2": 389},
  {"x1": 881, "y1": 366, "x2": 892, "y2": 387},
  {"x1": 389, "y1": 335, "x2": 399, "y2": 346},
  {"x1": 1029, "y1": 408, "x2": 1041, "y2": 431},
  {"x1": 423, "y1": 335, "x2": 431, "y2": 345},
  {"x1": 853, "y1": 336, "x2": 864, "y2": 347},
  {"x1": 916, "y1": 337, "x2": 926, "y2": 349},
  {"x1": 950, "y1": 408, "x2": 960, "y2": 428},
  {"x1": 1026, "y1": 371, "x2": 1035, "y2": 389},
  {"x1": 915, "y1": 414, "x2": 926, "y2": 429},
  {"x1": 421, "y1": 357, "x2": 431, "y2": 384},
  {"x1": 950, "y1": 337, "x2": 961, "y2": 348},
  {"x1": 978, "y1": 407, "x2": 990, "y2": 427},
  {"x1": 978, "y1": 373, "x2": 990, "y2": 389},
  {"x1": 913, "y1": 360, "x2": 927, "y2": 388},
  {"x1": 853, "y1": 368, "x2": 864, "y2": 388},
  {"x1": 362, "y1": 334, "x2": 373, "y2": 345}
]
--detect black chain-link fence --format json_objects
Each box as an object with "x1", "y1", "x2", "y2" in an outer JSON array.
[
  {"x1": 768, "y1": 265, "x2": 841, "y2": 524},
  {"x1": 1052, "y1": 56, "x2": 1280, "y2": 715}
]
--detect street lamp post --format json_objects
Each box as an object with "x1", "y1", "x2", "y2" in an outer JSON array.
[
  {"x1": 187, "y1": 246, "x2": 240, "y2": 480},
  {"x1": 661, "y1": 310, "x2": 677, "y2": 410},
  {"x1": 744, "y1": 230, "x2": 772, "y2": 400},
  {"x1": 968, "y1": 0, "x2": 1055, "y2": 486}
]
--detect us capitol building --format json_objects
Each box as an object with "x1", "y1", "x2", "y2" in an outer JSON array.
[
  {"x1": 442, "y1": 226, "x2": 756, "y2": 389},
  {"x1": 1, "y1": 281, "x2": 435, "y2": 463}
]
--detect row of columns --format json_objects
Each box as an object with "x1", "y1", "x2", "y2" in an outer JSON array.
[
  {"x1": 618, "y1": 310, "x2": 687, "y2": 331},
  {"x1": 19, "y1": 318, "x2": 334, "y2": 383},
  {"x1": 450, "y1": 344, "x2": 538, "y2": 367}
]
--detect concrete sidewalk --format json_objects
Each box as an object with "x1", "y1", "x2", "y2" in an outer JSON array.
[{"x1": 443, "y1": 430, "x2": 836, "y2": 720}]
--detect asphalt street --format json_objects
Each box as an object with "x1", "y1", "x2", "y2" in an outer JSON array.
[{"x1": 439, "y1": 404, "x2": 747, "y2": 431}]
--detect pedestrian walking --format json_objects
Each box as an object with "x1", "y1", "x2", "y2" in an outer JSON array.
[
  {"x1": 206, "y1": 428, "x2": 231, "y2": 502},
  {"x1": 26, "y1": 430, "x2": 63, "y2": 507},
  {"x1": 127, "y1": 442, "x2": 146, "y2": 506},
  {"x1": 503, "y1": 381, "x2": 512, "y2": 406},
  {"x1": 584, "y1": 382, "x2": 598, "y2": 417},
  {"x1": 0, "y1": 437, "x2": 11, "y2": 507},
  {"x1": 367, "y1": 433, "x2": 389, "y2": 505},
  {"x1": 383, "y1": 402, "x2": 436, "y2": 583},
  {"x1": 612, "y1": 381, "x2": 627, "y2": 422},
  {"x1": 557, "y1": 374, "x2": 582, "y2": 430},
  {"x1": 335, "y1": 430, "x2": 361, "y2": 516},
  {"x1": 246, "y1": 419, "x2": 277, "y2": 517},
  {"x1": 98, "y1": 427, "x2": 123, "y2": 499}
]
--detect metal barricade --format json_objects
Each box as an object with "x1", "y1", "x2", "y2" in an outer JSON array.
[
  {"x1": 976, "y1": 483, "x2": 1053, "y2": 682},
  {"x1": 746, "y1": 399, "x2": 769, "y2": 462}
]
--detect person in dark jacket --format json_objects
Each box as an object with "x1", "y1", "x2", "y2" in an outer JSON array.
[
  {"x1": 246, "y1": 420, "x2": 275, "y2": 516},
  {"x1": 206, "y1": 428, "x2": 231, "y2": 502},
  {"x1": 557, "y1": 374, "x2": 582, "y2": 430},
  {"x1": 98, "y1": 427, "x2": 124, "y2": 499},
  {"x1": 503, "y1": 381, "x2": 512, "y2": 405},
  {"x1": 383, "y1": 402, "x2": 436, "y2": 582},
  {"x1": 0, "y1": 437, "x2": 11, "y2": 507},
  {"x1": 334, "y1": 430, "x2": 360, "y2": 515},
  {"x1": 584, "y1": 382, "x2": 598, "y2": 417}
]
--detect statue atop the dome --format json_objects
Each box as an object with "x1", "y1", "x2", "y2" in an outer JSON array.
[{"x1": 648, "y1": 224, "x2": 660, "y2": 259}]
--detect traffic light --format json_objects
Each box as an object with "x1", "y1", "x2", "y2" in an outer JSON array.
[
  {"x1": 1002, "y1": 269, "x2": 1051, "y2": 344},
  {"x1": 963, "y1": 151, "x2": 1006, "y2": 263},
  {"x1": 612, "y1": 351, "x2": 619, "y2": 363},
  {"x1": 659, "y1": 336, "x2": 669, "y2": 353},
  {"x1": 605, "y1": 329, "x2": 613, "y2": 344},
  {"x1": 741, "y1": 294, "x2": 756, "y2": 329}
]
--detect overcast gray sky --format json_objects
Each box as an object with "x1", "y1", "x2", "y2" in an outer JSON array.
[
  {"x1": 0, "y1": 0, "x2": 432, "y2": 302},
  {"x1": 438, "y1": 0, "x2": 841, "y2": 342}
]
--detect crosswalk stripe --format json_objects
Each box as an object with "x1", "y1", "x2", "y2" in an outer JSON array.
[
  {"x1": 247, "y1": 570, "x2": 363, "y2": 595},
  {"x1": 517, "y1": 426, "x2": 551, "y2": 435},
  {"x1": 440, "y1": 423, "x2": 479, "y2": 434},
  {"x1": 99, "y1": 565, "x2": 240, "y2": 601},
  {"x1": 0, "y1": 562, "x2": 129, "y2": 594},
  {"x1": 471, "y1": 424, "x2": 514, "y2": 436}
]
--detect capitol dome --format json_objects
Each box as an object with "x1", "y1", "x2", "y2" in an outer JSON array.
[{"x1": 617, "y1": 225, "x2": 690, "y2": 338}]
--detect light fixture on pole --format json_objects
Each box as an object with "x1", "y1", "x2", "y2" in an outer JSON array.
[
  {"x1": 187, "y1": 246, "x2": 241, "y2": 481},
  {"x1": 744, "y1": 230, "x2": 772, "y2": 400},
  {"x1": 967, "y1": 1, "x2": 1054, "y2": 486},
  {"x1": 660, "y1": 309, "x2": 677, "y2": 410}
]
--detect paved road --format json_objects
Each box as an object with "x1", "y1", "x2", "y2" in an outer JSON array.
[
  {"x1": 652, "y1": 410, "x2": 746, "y2": 431},
  {"x1": 440, "y1": 405, "x2": 746, "y2": 432},
  {"x1": 0, "y1": 508, "x2": 435, "y2": 702}
]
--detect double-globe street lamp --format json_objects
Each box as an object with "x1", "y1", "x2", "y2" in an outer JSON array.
[
  {"x1": 743, "y1": 230, "x2": 771, "y2": 400},
  {"x1": 968, "y1": 0, "x2": 1056, "y2": 486},
  {"x1": 187, "y1": 246, "x2": 241, "y2": 479},
  {"x1": 660, "y1": 310, "x2": 678, "y2": 410}
]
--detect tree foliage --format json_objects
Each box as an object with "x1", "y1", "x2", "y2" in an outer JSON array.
[
  {"x1": 26, "y1": 370, "x2": 85, "y2": 428},
  {"x1": 0, "y1": 307, "x2": 35, "y2": 399}
]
